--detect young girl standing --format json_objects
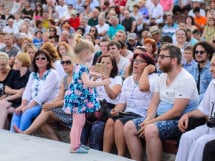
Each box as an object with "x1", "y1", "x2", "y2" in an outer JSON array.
[{"x1": 63, "y1": 34, "x2": 110, "y2": 153}]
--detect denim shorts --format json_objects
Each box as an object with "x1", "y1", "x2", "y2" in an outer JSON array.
[{"x1": 133, "y1": 118, "x2": 181, "y2": 140}]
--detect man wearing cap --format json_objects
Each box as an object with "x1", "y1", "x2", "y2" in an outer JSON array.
[
  {"x1": 124, "y1": 44, "x2": 199, "y2": 161},
  {"x1": 68, "y1": 10, "x2": 80, "y2": 30},
  {"x1": 149, "y1": 25, "x2": 162, "y2": 48},
  {"x1": 126, "y1": 33, "x2": 141, "y2": 52}
]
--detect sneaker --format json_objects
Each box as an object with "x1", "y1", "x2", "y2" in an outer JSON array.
[
  {"x1": 80, "y1": 144, "x2": 90, "y2": 150},
  {"x1": 70, "y1": 146, "x2": 88, "y2": 153}
]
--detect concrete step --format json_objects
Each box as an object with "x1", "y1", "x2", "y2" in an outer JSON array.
[{"x1": 0, "y1": 129, "x2": 134, "y2": 161}]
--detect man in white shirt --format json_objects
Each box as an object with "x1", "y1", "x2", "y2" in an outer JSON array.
[
  {"x1": 55, "y1": 0, "x2": 69, "y2": 20},
  {"x1": 175, "y1": 55, "x2": 215, "y2": 161},
  {"x1": 188, "y1": 0, "x2": 206, "y2": 17},
  {"x1": 148, "y1": 0, "x2": 164, "y2": 24},
  {"x1": 124, "y1": 43, "x2": 199, "y2": 161},
  {"x1": 3, "y1": 18, "x2": 18, "y2": 34},
  {"x1": 9, "y1": 0, "x2": 22, "y2": 15},
  {"x1": 107, "y1": 41, "x2": 130, "y2": 78},
  {"x1": 96, "y1": 14, "x2": 110, "y2": 39}
]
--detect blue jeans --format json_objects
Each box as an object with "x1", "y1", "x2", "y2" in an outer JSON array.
[
  {"x1": 81, "y1": 121, "x2": 105, "y2": 151},
  {"x1": 10, "y1": 105, "x2": 42, "y2": 132}
]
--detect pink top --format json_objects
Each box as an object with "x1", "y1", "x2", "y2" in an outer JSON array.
[{"x1": 159, "y1": 0, "x2": 173, "y2": 11}]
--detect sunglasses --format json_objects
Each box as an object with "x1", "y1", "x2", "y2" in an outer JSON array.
[
  {"x1": 61, "y1": 60, "x2": 72, "y2": 65},
  {"x1": 35, "y1": 57, "x2": 47, "y2": 61},
  {"x1": 195, "y1": 50, "x2": 205, "y2": 55},
  {"x1": 49, "y1": 30, "x2": 55, "y2": 32},
  {"x1": 212, "y1": 40, "x2": 215, "y2": 43}
]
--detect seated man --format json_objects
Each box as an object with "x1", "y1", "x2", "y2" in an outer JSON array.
[
  {"x1": 124, "y1": 44, "x2": 199, "y2": 161},
  {"x1": 175, "y1": 54, "x2": 215, "y2": 161}
]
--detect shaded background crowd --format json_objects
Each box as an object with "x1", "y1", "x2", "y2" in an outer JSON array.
[{"x1": 0, "y1": 0, "x2": 215, "y2": 160}]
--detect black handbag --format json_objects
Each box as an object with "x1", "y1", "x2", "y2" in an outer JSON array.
[
  {"x1": 186, "y1": 117, "x2": 207, "y2": 131},
  {"x1": 86, "y1": 99, "x2": 114, "y2": 124}
]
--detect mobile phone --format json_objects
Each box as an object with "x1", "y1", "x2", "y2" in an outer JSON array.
[{"x1": 96, "y1": 63, "x2": 105, "y2": 73}]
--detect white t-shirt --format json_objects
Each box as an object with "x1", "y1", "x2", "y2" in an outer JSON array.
[
  {"x1": 55, "y1": 5, "x2": 69, "y2": 19},
  {"x1": 96, "y1": 23, "x2": 110, "y2": 39},
  {"x1": 10, "y1": 1, "x2": 21, "y2": 15},
  {"x1": 148, "y1": 3, "x2": 164, "y2": 24},
  {"x1": 96, "y1": 76, "x2": 123, "y2": 105},
  {"x1": 198, "y1": 79, "x2": 215, "y2": 116},
  {"x1": 189, "y1": 9, "x2": 206, "y2": 17},
  {"x1": 155, "y1": 68, "x2": 199, "y2": 116},
  {"x1": 3, "y1": 26, "x2": 18, "y2": 34},
  {"x1": 119, "y1": 74, "x2": 158, "y2": 117},
  {"x1": 118, "y1": 56, "x2": 130, "y2": 77}
]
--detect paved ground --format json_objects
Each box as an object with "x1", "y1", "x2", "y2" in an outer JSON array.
[{"x1": 0, "y1": 129, "x2": 134, "y2": 161}]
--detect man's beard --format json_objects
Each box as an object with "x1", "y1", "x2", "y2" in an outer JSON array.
[
  {"x1": 159, "y1": 62, "x2": 172, "y2": 73},
  {"x1": 196, "y1": 59, "x2": 207, "y2": 64}
]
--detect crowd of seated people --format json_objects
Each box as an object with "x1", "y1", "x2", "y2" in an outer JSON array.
[{"x1": 0, "y1": 0, "x2": 215, "y2": 159}]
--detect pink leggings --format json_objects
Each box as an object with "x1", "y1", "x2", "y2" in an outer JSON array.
[{"x1": 70, "y1": 113, "x2": 86, "y2": 149}]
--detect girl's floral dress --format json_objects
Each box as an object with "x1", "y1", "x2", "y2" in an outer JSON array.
[{"x1": 63, "y1": 64, "x2": 100, "y2": 114}]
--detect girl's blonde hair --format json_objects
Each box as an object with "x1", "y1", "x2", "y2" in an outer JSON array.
[
  {"x1": 0, "y1": 52, "x2": 10, "y2": 69},
  {"x1": 72, "y1": 34, "x2": 95, "y2": 59},
  {"x1": 16, "y1": 52, "x2": 31, "y2": 68}
]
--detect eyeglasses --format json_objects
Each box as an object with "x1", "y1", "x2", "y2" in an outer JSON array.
[
  {"x1": 195, "y1": 50, "x2": 205, "y2": 55},
  {"x1": 157, "y1": 55, "x2": 172, "y2": 60},
  {"x1": 90, "y1": 30, "x2": 95, "y2": 32},
  {"x1": 49, "y1": 30, "x2": 55, "y2": 32},
  {"x1": 133, "y1": 59, "x2": 146, "y2": 64},
  {"x1": 212, "y1": 40, "x2": 215, "y2": 43},
  {"x1": 61, "y1": 60, "x2": 72, "y2": 65},
  {"x1": 35, "y1": 57, "x2": 47, "y2": 61}
]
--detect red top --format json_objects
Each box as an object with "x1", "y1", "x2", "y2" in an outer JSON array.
[{"x1": 69, "y1": 17, "x2": 80, "y2": 30}]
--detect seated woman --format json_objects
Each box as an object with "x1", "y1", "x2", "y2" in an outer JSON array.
[
  {"x1": 81, "y1": 54, "x2": 123, "y2": 150},
  {"x1": 13, "y1": 54, "x2": 73, "y2": 140},
  {"x1": 103, "y1": 52, "x2": 158, "y2": 156},
  {"x1": 10, "y1": 49, "x2": 60, "y2": 132},
  {"x1": 41, "y1": 42, "x2": 66, "y2": 81},
  {"x1": 0, "y1": 52, "x2": 31, "y2": 129}
]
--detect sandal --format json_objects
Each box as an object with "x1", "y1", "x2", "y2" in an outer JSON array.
[{"x1": 70, "y1": 146, "x2": 88, "y2": 153}]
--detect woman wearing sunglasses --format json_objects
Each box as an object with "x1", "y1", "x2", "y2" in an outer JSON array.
[
  {"x1": 103, "y1": 51, "x2": 158, "y2": 156},
  {"x1": 10, "y1": 49, "x2": 60, "y2": 132},
  {"x1": 13, "y1": 54, "x2": 74, "y2": 141}
]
